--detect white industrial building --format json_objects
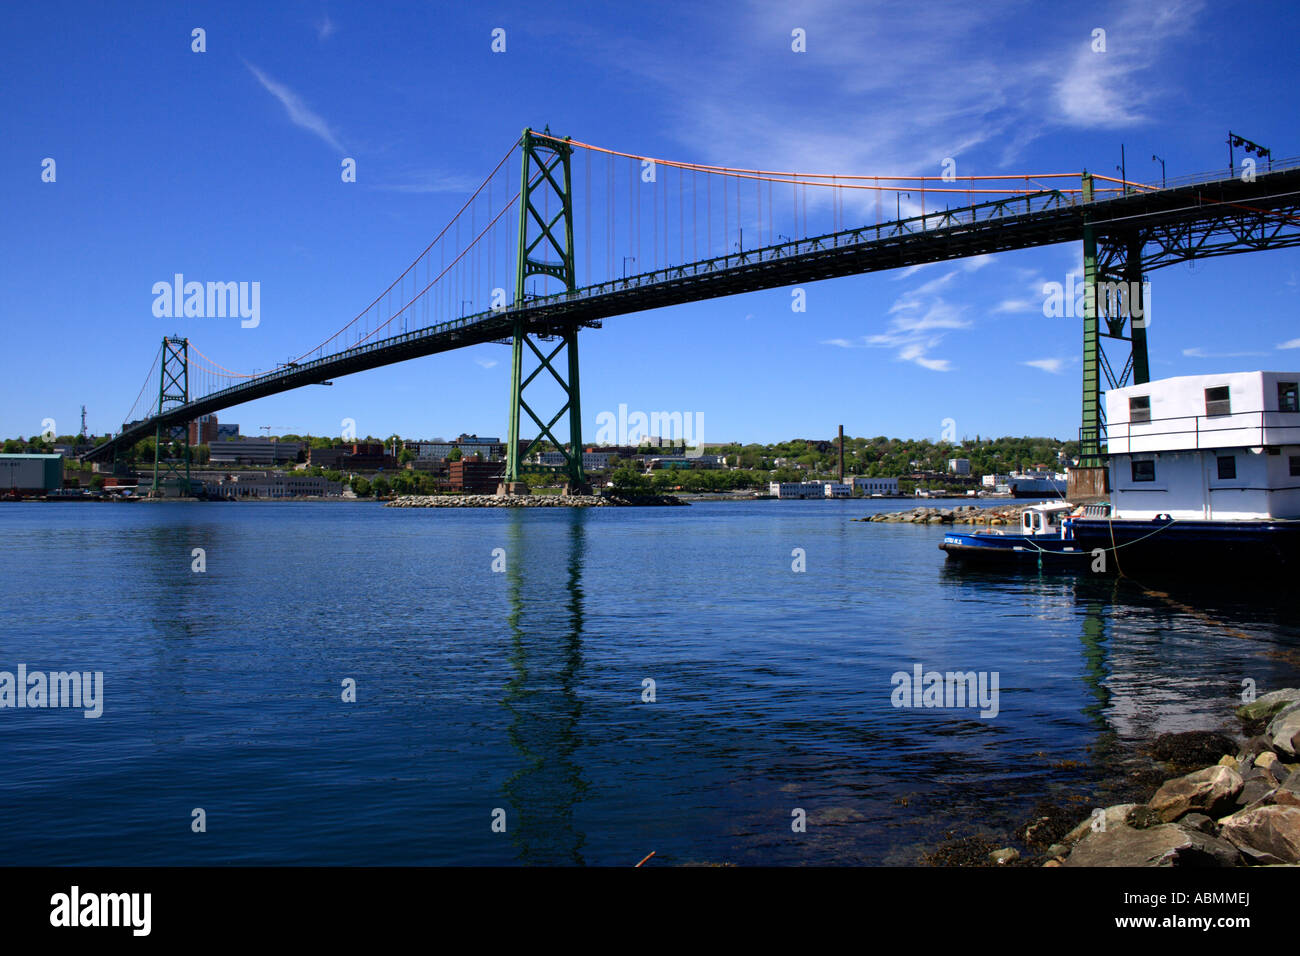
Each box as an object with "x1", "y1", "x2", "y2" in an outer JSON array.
[
  {"x1": 768, "y1": 481, "x2": 834, "y2": 499},
  {"x1": 537, "y1": 451, "x2": 612, "y2": 470},
  {"x1": 1104, "y1": 371, "x2": 1300, "y2": 520},
  {"x1": 206, "y1": 473, "x2": 342, "y2": 499},
  {"x1": 853, "y1": 477, "x2": 900, "y2": 495}
]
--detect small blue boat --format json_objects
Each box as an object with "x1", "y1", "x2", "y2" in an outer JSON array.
[{"x1": 940, "y1": 503, "x2": 1092, "y2": 567}]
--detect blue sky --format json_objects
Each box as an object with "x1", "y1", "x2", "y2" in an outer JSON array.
[{"x1": 3, "y1": 0, "x2": 1298, "y2": 446}]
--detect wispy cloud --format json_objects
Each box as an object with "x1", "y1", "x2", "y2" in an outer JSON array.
[
  {"x1": 370, "y1": 171, "x2": 484, "y2": 194},
  {"x1": 1053, "y1": 1, "x2": 1204, "y2": 128},
  {"x1": 1022, "y1": 358, "x2": 1065, "y2": 373},
  {"x1": 474, "y1": 357, "x2": 498, "y2": 369},
  {"x1": 993, "y1": 299, "x2": 1037, "y2": 314},
  {"x1": 316, "y1": 16, "x2": 337, "y2": 41},
  {"x1": 245, "y1": 61, "x2": 344, "y2": 152},
  {"x1": 1278, "y1": 339, "x2": 1300, "y2": 350},
  {"x1": 572, "y1": 0, "x2": 1206, "y2": 194},
  {"x1": 1182, "y1": 347, "x2": 1270, "y2": 358}
]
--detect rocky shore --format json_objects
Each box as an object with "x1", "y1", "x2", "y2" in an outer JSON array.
[
  {"x1": 930, "y1": 689, "x2": 1300, "y2": 866},
  {"x1": 385, "y1": 492, "x2": 687, "y2": 508},
  {"x1": 857, "y1": 502, "x2": 1044, "y2": 525}
]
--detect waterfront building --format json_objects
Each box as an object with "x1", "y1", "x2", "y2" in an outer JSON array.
[
  {"x1": 449, "y1": 457, "x2": 505, "y2": 493},
  {"x1": 206, "y1": 473, "x2": 342, "y2": 499},
  {"x1": 209, "y1": 439, "x2": 304, "y2": 466},
  {"x1": 768, "y1": 481, "x2": 830, "y2": 499},
  {"x1": 948, "y1": 458, "x2": 971, "y2": 474},
  {"x1": 823, "y1": 482, "x2": 852, "y2": 498},
  {"x1": 853, "y1": 477, "x2": 900, "y2": 495},
  {"x1": 536, "y1": 451, "x2": 611, "y2": 471},
  {"x1": 0, "y1": 454, "x2": 64, "y2": 495}
]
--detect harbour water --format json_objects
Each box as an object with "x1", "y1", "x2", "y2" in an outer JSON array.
[{"x1": 1, "y1": 499, "x2": 1297, "y2": 866}]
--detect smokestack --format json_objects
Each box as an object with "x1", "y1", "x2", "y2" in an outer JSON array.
[{"x1": 838, "y1": 424, "x2": 845, "y2": 482}]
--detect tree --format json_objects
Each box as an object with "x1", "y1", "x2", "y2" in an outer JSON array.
[
  {"x1": 372, "y1": 476, "x2": 391, "y2": 498},
  {"x1": 447, "y1": 447, "x2": 463, "y2": 461},
  {"x1": 610, "y1": 464, "x2": 652, "y2": 495},
  {"x1": 351, "y1": 476, "x2": 372, "y2": 497}
]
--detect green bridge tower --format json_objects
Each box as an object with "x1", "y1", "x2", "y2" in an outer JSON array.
[
  {"x1": 502, "y1": 128, "x2": 589, "y2": 493},
  {"x1": 1077, "y1": 172, "x2": 1150, "y2": 493},
  {"x1": 151, "y1": 335, "x2": 191, "y2": 496}
]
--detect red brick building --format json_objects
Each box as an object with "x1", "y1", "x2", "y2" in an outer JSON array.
[{"x1": 449, "y1": 457, "x2": 504, "y2": 493}]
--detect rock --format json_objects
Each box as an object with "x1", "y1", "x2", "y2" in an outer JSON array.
[
  {"x1": 1266, "y1": 703, "x2": 1300, "y2": 757},
  {"x1": 1235, "y1": 787, "x2": 1300, "y2": 816},
  {"x1": 1256, "y1": 751, "x2": 1281, "y2": 772},
  {"x1": 1258, "y1": 759, "x2": 1288, "y2": 786},
  {"x1": 1238, "y1": 736, "x2": 1276, "y2": 763},
  {"x1": 1062, "y1": 822, "x2": 1241, "y2": 867},
  {"x1": 1235, "y1": 778, "x2": 1277, "y2": 810},
  {"x1": 1149, "y1": 765, "x2": 1243, "y2": 822},
  {"x1": 1181, "y1": 813, "x2": 1217, "y2": 834},
  {"x1": 1045, "y1": 843, "x2": 1069, "y2": 859},
  {"x1": 1236, "y1": 688, "x2": 1300, "y2": 723},
  {"x1": 1218, "y1": 805, "x2": 1300, "y2": 864},
  {"x1": 1125, "y1": 805, "x2": 1165, "y2": 830},
  {"x1": 1150, "y1": 731, "x2": 1237, "y2": 768},
  {"x1": 1218, "y1": 754, "x2": 1240, "y2": 771},
  {"x1": 1062, "y1": 804, "x2": 1140, "y2": 846},
  {"x1": 989, "y1": 847, "x2": 1019, "y2": 865},
  {"x1": 1284, "y1": 770, "x2": 1300, "y2": 794}
]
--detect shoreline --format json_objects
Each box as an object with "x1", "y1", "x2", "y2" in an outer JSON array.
[
  {"x1": 925, "y1": 689, "x2": 1300, "y2": 866},
  {"x1": 385, "y1": 493, "x2": 687, "y2": 508}
]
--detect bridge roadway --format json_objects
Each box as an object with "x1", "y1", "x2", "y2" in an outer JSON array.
[{"x1": 84, "y1": 160, "x2": 1300, "y2": 462}]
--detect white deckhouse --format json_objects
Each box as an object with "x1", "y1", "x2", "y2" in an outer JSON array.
[{"x1": 1104, "y1": 371, "x2": 1300, "y2": 521}]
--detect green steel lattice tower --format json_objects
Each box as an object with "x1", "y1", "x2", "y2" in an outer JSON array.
[{"x1": 504, "y1": 128, "x2": 586, "y2": 490}]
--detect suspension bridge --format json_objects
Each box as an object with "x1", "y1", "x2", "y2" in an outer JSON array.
[{"x1": 82, "y1": 128, "x2": 1300, "y2": 494}]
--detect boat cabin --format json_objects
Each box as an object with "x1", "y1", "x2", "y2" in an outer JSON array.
[
  {"x1": 1019, "y1": 502, "x2": 1075, "y2": 536},
  {"x1": 1103, "y1": 371, "x2": 1300, "y2": 520}
]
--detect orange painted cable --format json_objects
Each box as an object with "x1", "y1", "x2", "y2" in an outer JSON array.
[{"x1": 535, "y1": 131, "x2": 1077, "y2": 183}]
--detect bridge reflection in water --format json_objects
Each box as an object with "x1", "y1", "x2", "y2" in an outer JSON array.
[{"x1": 500, "y1": 509, "x2": 590, "y2": 865}]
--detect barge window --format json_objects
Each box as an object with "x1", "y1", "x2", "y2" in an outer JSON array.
[
  {"x1": 1129, "y1": 395, "x2": 1151, "y2": 423},
  {"x1": 1217, "y1": 456, "x2": 1236, "y2": 480},
  {"x1": 1280, "y1": 382, "x2": 1299, "y2": 413},
  {"x1": 1131, "y1": 460, "x2": 1156, "y2": 482},
  {"x1": 1205, "y1": 386, "x2": 1231, "y2": 417},
  {"x1": 1291, "y1": 456, "x2": 1300, "y2": 477}
]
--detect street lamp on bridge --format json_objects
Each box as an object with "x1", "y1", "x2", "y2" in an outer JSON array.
[{"x1": 1152, "y1": 154, "x2": 1166, "y2": 188}]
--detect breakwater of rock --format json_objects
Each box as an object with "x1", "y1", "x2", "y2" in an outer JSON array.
[
  {"x1": 928, "y1": 689, "x2": 1300, "y2": 867},
  {"x1": 856, "y1": 502, "x2": 1047, "y2": 525},
  {"x1": 385, "y1": 493, "x2": 687, "y2": 508}
]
